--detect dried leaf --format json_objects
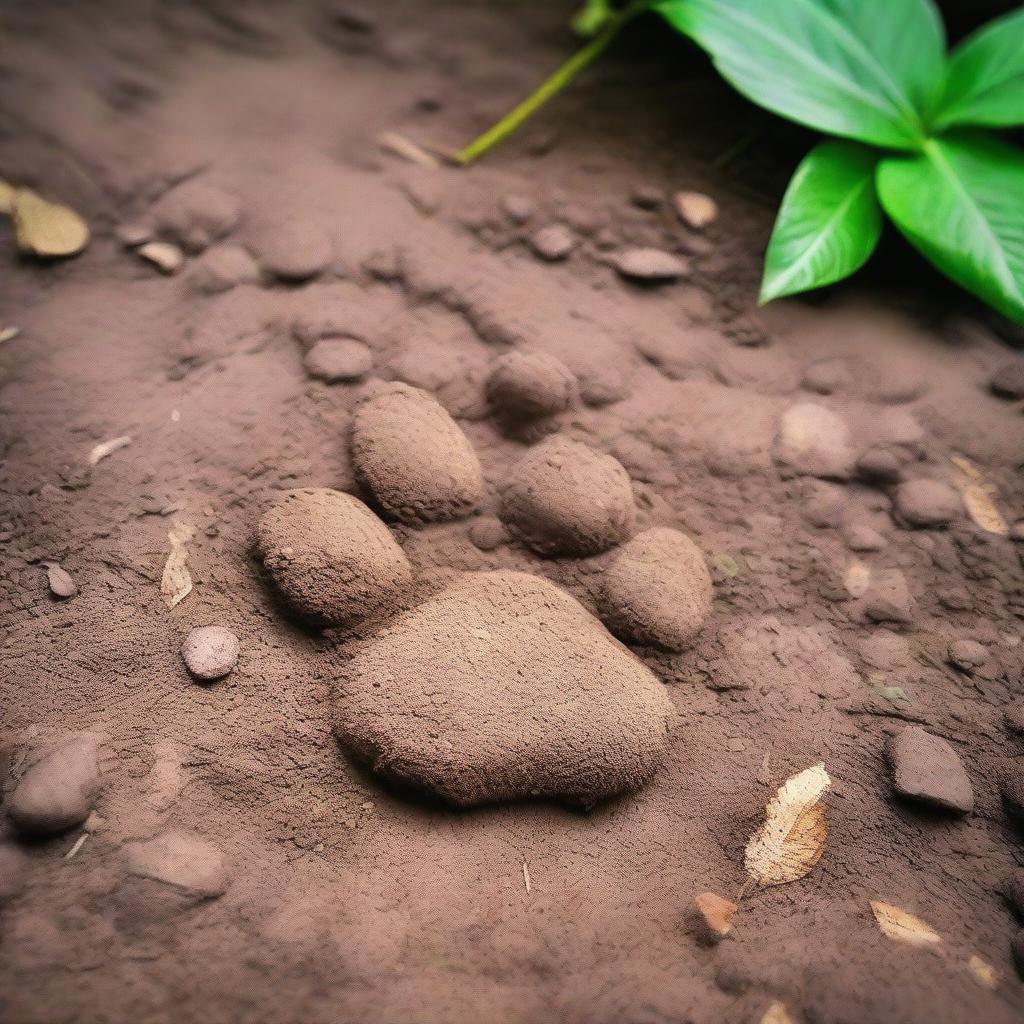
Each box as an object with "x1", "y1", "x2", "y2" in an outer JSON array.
[
  {"x1": 160, "y1": 522, "x2": 194, "y2": 608},
  {"x1": 760, "y1": 1001, "x2": 794, "y2": 1024},
  {"x1": 951, "y1": 456, "x2": 1009, "y2": 536},
  {"x1": 88, "y1": 435, "x2": 133, "y2": 466},
  {"x1": 745, "y1": 763, "x2": 830, "y2": 887},
  {"x1": 137, "y1": 241, "x2": 183, "y2": 275},
  {"x1": 967, "y1": 954, "x2": 998, "y2": 989},
  {"x1": 694, "y1": 891, "x2": 738, "y2": 939},
  {"x1": 674, "y1": 190, "x2": 718, "y2": 231},
  {"x1": 0, "y1": 326, "x2": 20, "y2": 343},
  {"x1": 870, "y1": 901, "x2": 942, "y2": 947},
  {"x1": 11, "y1": 188, "x2": 89, "y2": 258}
]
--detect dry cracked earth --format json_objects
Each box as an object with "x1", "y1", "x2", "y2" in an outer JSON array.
[{"x1": 1, "y1": 3, "x2": 1024, "y2": 1023}]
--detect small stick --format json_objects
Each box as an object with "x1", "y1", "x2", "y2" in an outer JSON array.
[{"x1": 522, "y1": 861, "x2": 532, "y2": 895}]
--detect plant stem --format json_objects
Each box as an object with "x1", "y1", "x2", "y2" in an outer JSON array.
[{"x1": 454, "y1": 1, "x2": 652, "y2": 165}]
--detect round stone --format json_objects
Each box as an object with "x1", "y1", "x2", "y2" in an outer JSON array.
[
  {"x1": 181, "y1": 626, "x2": 240, "y2": 681},
  {"x1": 486, "y1": 350, "x2": 575, "y2": 420},
  {"x1": 303, "y1": 338, "x2": 372, "y2": 383}
]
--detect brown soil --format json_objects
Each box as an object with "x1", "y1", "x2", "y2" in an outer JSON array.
[{"x1": 2, "y1": 3, "x2": 1024, "y2": 1023}]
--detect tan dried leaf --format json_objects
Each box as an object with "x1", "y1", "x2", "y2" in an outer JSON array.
[
  {"x1": 88, "y1": 435, "x2": 133, "y2": 466},
  {"x1": 745, "y1": 763, "x2": 830, "y2": 887},
  {"x1": 674, "y1": 190, "x2": 718, "y2": 231},
  {"x1": 694, "y1": 891, "x2": 738, "y2": 939},
  {"x1": 11, "y1": 188, "x2": 89, "y2": 257},
  {"x1": 760, "y1": 1001, "x2": 794, "y2": 1024},
  {"x1": 870, "y1": 901, "x2": 942, "y2": 948},
  {"x1": 960, "y1": 484, "x2": 1008, "y2": 537},
  {"x1": 160, "y1": 522, "x2": 194, "y2": 608},
  {"x1": 377, "y1": 131, "x2": 440, "y2": 168},
  {"x1": 967, "y1": 954, "x2": 998, "y2": 989}
]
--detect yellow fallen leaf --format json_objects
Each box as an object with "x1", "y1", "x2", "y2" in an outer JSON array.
[
  {"x1": 88, "y1": 435, "x2": 133, "y2": 466},
  {"x1": 11, "y1": 188, "x2": 89, "y2": 258},
  {"x1": 160, "y1": 521, "x2": 194, "y2": 608},
  {"x1": 745, "y1": 763, "x2": 830, "y2": 887},
  {"x1": 960, "y1": 484, "x2": 1008, "y2": 537},
  {"x1": 0, "y1": 178, "x2": 14, "y2": 215},
  {"x1": 870, "y1": 901, "x2": 942, "y2": 948},
  {"x1": 967, "y1": 954, "x2": 998, "y2": 989},
  {"x1": 760, "y1": 1001, "x2": 794, "y2": 1024}
]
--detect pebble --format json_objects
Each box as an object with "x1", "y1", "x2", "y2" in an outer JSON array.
[
  {"x1": 7, "y1": 734, "x2": 102, "y2": 837},
  {"x1": 137, "y1": 241, "x2": 184, "y2": 275},
  {"x1": 485, "y1": 350, "x2": 575, "y2": 420},
  {"x1": 501, "y1": 194, "x2": 533, "y2": 224},
  {"x1": 303, "y1": 338, "x2": 373, "y2": 383},
  {"x1": 674, "y1": 191, "x2": 717, "y2": 230},
  {"x1": 335, "y1": 570, "x2": 673, "y2": 806},
  {"x1": 693, "y1": 891, "x2": 737, "y2": 942},
  {"x1": 894, "y1": 479, "x2": 962, "y2": 528},
  {"x1": 863, "y1": 569, "x2": 915, "y2": 624},
  {"x1": 468, "y1": 517, "x2": 507, "y2": 552},
  {"x1": 630, "y1": 184, "x2": 662, "y2": 210},
  {"x1": 801, "y1": 480, "x2": 846, "y2": 528},
  {"x1": 947, "y1": 638, "x2": 987, "y2": 672},
  {"x1": 597, "y1": 528, "x2": 713, "y2": 651},
  {"x1": 501, "y1": 436, "x2": 636, "y2": 556},
  {"x1": 124, "y1": 830, "x2": 230, "y2": 901},
  {"x1": 257, "y1": 488, "x2": 412, "y2": 628},
  {"x1": 856, "y1": 446, "x2": 903, "y2": 484},
  {"x1": 351, "y1": 383, "x2": 484, "y2": 523},
  {"x1": 190, "y1": 244, "x2": 259, "y2": 294},
  {"x1": 989, "y1": 360, "x2": 1024, "y2": 400},
  {"x1": 115, "y1": 222, "x2": 152, "y2": 248},
  {"x1": 44, "y1": 562, "x2": 77, "y2": 598},
  {"x1": 255, "y1": 221, "x2": 333, "y2": 281},
  {"x1": 150, "y1": 180, "x2": 241, "y2": 253},
  {"x1": 181, "y1": 626, "x2": 239, "y2": 682},
  {"x1": 612, "y1": 247, "x2": 689, "y2": 283},
  {"x1": 774, "y1": 403, "x2": 854, "y2": 480},
  {"x1": 529, "y1": 224, "x2": 576, "y2": 261},
  {"x1": 1011, "y1": 521, "x2": 1024, "y2": 542},
  {"x1": 1001, "y1": 768, "x2": 1024, "y2": 826},
  {"x1": 843, "y1": 524, "x2": 886, "y2": 552},
  {"x1": 802, "y1": 357, "x2": 851, "y2": 395},
  {"x1": 0, "y1": 842, "x2": 29, "y2": 902},
  {"x1": 887, "y1": 726, "x2": 973, "y2": 813}
]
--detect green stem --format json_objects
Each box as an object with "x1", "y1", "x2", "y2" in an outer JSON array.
[{"x1": 454, "y1": 1, "x2": 652, "y2": 165}]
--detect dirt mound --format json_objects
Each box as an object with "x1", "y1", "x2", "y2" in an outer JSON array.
[
  {"x1": 334, "y1": 570, "x2": 674, "y2": 806},
  {"x1": 256, "y1": 488, "x2": 411, "y2": 628}
]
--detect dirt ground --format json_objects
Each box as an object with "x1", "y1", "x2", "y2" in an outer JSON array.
[{"x1": 2, "y1": 3, "x2": 1024, "y2": 1023}]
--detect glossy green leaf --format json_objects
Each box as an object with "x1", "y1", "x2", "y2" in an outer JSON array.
[
  {"x1": 572, "y1": 0, "x2": 614, "y2": 36},
  {"x1": 877, "y1": 134, "x2": 1024, "y2": 324},
  {"x1": 657, "y1": 0, "x2": 944, "y2": 149},
  {"x1": 935, "y1": 7, "x2": 1024, "y2": 129},
  {"x1": 760, "y1": 140, "x2": 883, "y2": 303}
]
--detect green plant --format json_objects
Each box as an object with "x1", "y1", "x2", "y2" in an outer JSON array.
[{"x1": 456, "y1": 2, "x2": 1024, "y2": 324}]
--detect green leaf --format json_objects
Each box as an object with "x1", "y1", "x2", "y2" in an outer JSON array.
[
  {"x1": 572, "y1": 0, "x2": 614, "y2": 37},
  {"x1": 760, "y1": 140, "x2": 883, "y2": 303},
  {"x1": 935, "y1": 7, "x2": 1024, "y2": 129},
  {"x1": 876, "y1": 134, "x2": 1024, "y2": 324},
  {"x1": 657, "y1": 0, "x2": 944, "y2": 149}
]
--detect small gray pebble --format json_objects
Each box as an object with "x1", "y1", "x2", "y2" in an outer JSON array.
[
  {"x1": 612, "y1": 247, "x2": 689, "y2": 282},
  {"x1": 181, "y1": 626, "x2": 239, "y2": 681},
  {"x1": 530, "y1": 224, "x2": 576, "y2": 262}
]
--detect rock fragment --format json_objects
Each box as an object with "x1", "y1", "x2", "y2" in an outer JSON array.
[
  {"x1": 486, "y1": 350, "x2": 575, "y2": 420},
  {"x1": 989, "y1": 361, "x2": 1024, "y2": 400},
  {"x1": 303, "y1": 338, "x2": 373, "y2": 383},
  {"x1": 597, "y1": 528, "x2": 713, "y2": 651},
  {"x1": 44, "y1": 562, "x2": 77, "y2": 598},
  {"x1": 947, "y1": 639, "x2": 987, "y2": 673},
  {"x1": 190, "y1": 244, "x2": 259, "y2": 294},
  {"x1": 334, "y1": 570, "x2": 674, "y2": 806},
  {"x1": 674, "y1": 191, "x2": 717, "y2": 230},
  {"x1": 7, "y1": 734, "x2": 102, "y2": 837},
  {"x1": 150, "y1": 181, "x2": 241, "y2": 253},
  {"x1": 350, "y1": 383, "x2": 484, "y2": 523},
  {"x1": 857, "y1": 447, "x2": 903, "y2": 484},
  {"x1": 774, "y1": 403, "x2": 854, "y2": 480},
  {"x1": 529, "y1": 224, "x2": 576, "y2": 262},
  {"x1": 895, "y1": 479, "x2": 962, "y2": 528},
  {"x1": 181, "y1": 626, "x2": 240, "y2": 682},
  {"x1": 501, "y1": 436, "x2": 635, "y2": 556},
  {"x1": 254, "y1": 222, "x2": 332, "y2": 281},
  {"x1": 612, "y1": 247, "x2": 688, "y2": 283},
  {"x1": 693, "y1": 891, "x2": 737, "y2": 942},
  {"x1": 887, "y1": 726, "x2": 973, "y2": 814},
  {"x1": 256, "y1": 488, "x2": 412, "y2": 628},
  {"x1": 863, "y1": 569, "x2": 915, "y2": 624}
]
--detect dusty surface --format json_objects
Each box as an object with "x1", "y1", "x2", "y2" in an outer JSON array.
[{"x1": 1, "y1": 2, "x2": 1024, "y2": 1022}]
